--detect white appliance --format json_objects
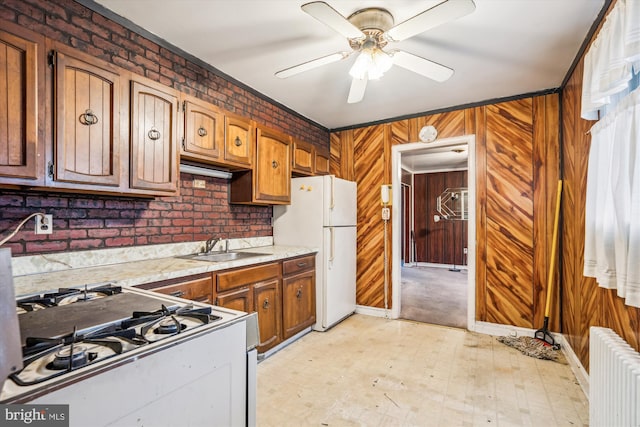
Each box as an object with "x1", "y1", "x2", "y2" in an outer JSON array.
[
  {"x1": 1, "y1": 284, "x2": 258, "y2": 427},
  {"x1": 274, "y1": 175, "x2": 357, "y2": 331}
]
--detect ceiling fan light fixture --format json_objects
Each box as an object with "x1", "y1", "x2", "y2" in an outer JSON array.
[{"x1": 349, "y1": 48, "x2": 393, "y2": 80}]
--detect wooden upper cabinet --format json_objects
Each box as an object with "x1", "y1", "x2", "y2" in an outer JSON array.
[
  {"x1": 181, "y1": 95, "x2": 223, "y2": 162},
  {"x1": 254, "y1": 126, "x2": 290, "y2": 203},
  {"x1": 314, "y1": 149, "x2": 330, "y2": 175},
  {"x1": 291, "y1": 139, "x2": 313, "y2": 176},
  {"x1": 130, "y1": 78, "x2": 179, "y2": 194},
  {"x1": 224, "y1": 113, "x2": 253, "y2": 168},
  {"x1": 230, "y1": 125, "x2": 291, "y2": 205},
  {"x1": 0, "y1": 24, "x2": 44, "y2": 185},
  {"x1": 52, "y1": 49, "x2": 121, "y2": 187}
]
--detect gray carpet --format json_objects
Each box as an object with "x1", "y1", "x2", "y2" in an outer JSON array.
[{"x1": 400, "y1": 265, "x2": 468, "y2": 328}]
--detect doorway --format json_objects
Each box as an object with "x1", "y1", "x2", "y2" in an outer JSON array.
[{"x1": 390, "y1": 136, "x2": 476, "y2": 331}]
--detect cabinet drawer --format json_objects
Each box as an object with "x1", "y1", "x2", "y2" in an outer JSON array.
[
  {"x1": 217, "y1": 262, "x2": 280, "y2": 292},
  {"x1": 141, "y1": 274, "x2": 214, "y2": 304},
  {"x1": 282, "y1": 255, "x2": 315, "y2": 276}
]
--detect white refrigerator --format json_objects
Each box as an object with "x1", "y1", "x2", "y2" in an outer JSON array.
[{"x1": 273, "y1": 175, "x2": 357, "y2": 331}]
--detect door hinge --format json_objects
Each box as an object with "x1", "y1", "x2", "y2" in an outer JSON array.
[
  {"x1": 182, "y1": 101, "x2": 186, "y2": 112},
  {"x1": 181, "y1": 137, "x2": 185, "y2": 150},
  {"x1": 47, "y1": 51, "x2": 55, "y2": 67},
  {"x1": 47, "y1": 161, "x2": 54, "y2": 178}
]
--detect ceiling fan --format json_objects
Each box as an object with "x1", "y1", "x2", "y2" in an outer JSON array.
[{"x1": 275, "y1": 0, "x2": 476, "y2": 103}]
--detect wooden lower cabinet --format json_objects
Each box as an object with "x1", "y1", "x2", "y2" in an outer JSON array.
[
  {"x1": 216, "y1": 286, "x2": 252, "y2": 313},
  {"x1": 253, "y1": 279, "x2": 282, "y2": 353},
  {"x1": 282, "y1": 255, "x2": 316, "y2": 339},
  {"x1": 216, "y1": 262, "x2": 283, "y2": 354},
  {"x1": 137, "y1": 273, "x2": 214, "y2": 304},
  {"x1": 215, "y1": 255, "x2": 316, "y2": 354},
  {"x1": 282, "y1": 270, "x2": 315, "y2": 339}
]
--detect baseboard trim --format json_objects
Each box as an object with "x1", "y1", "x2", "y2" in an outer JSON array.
[
  {"x1": 558, "y1": 333, "x2": 590, "y2": 398},
  {"x1": 355, "y1": 305, "x2": 390, "y2": 318},
  {"x1": 413, "y1": 262, "x2": 469, "y2": 271}
]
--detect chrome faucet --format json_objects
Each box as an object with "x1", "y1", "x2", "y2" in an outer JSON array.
[{"x1": 204, "y1": 237, "x2": 220, "y2": 253}]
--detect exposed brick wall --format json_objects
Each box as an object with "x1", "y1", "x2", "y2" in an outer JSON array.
[
  {"x1": 0, "y1": 0, "x2": 329, "y2": 256},
  {"x1": 0, "y1": 174, "x2": 272, "y2": 256}
]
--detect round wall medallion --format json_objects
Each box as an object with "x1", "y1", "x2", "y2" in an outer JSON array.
[{"x1": 419, "y1": 125, "x2": 438, "y2": 143}]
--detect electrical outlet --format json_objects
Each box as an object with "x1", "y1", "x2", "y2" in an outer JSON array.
[
  {"x1": 35, "y1": 214, "x2": 53, "y2": 235},
  {"x1": 463, "y1": 247, "x2": 468, "y2": 254}
]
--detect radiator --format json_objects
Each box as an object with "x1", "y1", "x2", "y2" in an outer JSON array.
[{"x1": 589, "y1": 327, "x2": 640, "y2": 426}]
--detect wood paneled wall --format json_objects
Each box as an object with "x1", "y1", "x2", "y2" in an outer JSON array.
[
  {"x1": 560, "y1": 0, "x2": 640, "y2": 369},
  {"x1": 331, "y1": 94, "x2": 560, "y2": 331},
  {"x1": 414, "y1": 171, "x2": 468, "y2": 265}
]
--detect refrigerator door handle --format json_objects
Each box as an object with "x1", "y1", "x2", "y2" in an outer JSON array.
[
  {"x1": 329, "y1": 227, "x2": 335, "y2": 264},
  {"x1": 330, "y1": 175, "x2": 335, "y2": 210}
]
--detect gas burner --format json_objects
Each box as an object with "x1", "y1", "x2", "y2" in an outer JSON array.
[
  {"x1": 16, "y1": 301, "x2": 49, "y2": 315},
  {"x1": 16, "y1": 284, "x2": 123, "y2": 312},
  {"x1": 154, "y1": 317, "x2": 186, "y2": 335},
  {"x1": 11, "y1": 337, "x2": 141, "y2": 386},
  {"x1": 49, "y1": 345, "x2": 95, "y2": 370},
  {"x1": 54, "y1": 285, "x2": 122, "y2": 306}
]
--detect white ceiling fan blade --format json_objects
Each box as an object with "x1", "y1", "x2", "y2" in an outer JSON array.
[
  {"x1": 385, "y1": 0, "x2": 476, "y2": 42},
  {"x1": 301, "y1": 2, "x2": 365, "y2": 40},
  {"x1": 392, "y1": 50, "x2": 454, "y2": 82},
  {"x1": 348, "y1": 77, "x2": 367, "y2": 104},
  {"x1": 275, "y1": 52, "x2": 350, "y2": 78}
]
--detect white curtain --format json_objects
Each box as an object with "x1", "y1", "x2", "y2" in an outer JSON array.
[
  {"x1": 582, "y1": 0, "x2": 640, "y2": 120},
  {"x1": 584, "y1": 86, "x2": 640, "y2": 307}
]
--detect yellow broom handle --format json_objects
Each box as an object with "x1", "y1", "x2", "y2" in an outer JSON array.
[{"x1": 545, "y1": 180, "x2": 563, "y2": 318}]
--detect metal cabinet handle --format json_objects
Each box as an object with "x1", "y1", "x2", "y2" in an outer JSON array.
[
  {"x1": 262, "y1": 298, "x2": 270, "y2": 309},
  {"x1": 272, "y1": 160, "x2": 279, "y2": 169},
  {"x1": 234, "y1": 136, "x2": 242, "y2": 146},
  {"x1": 197, "y1": 127, "x2": 207, "y2": 137},
  {"x1": 296, "y1": 289, "x2": 302, "y2": 299},
  {"x1": 79, "y1": 109, "x2": 99, "y2": 126},
  {"x1": 169, "y1": 290, "x2": 185, "y2": 298},
  {"x1": 296, "y1": 262, "x2": 307, "y2": 268},
  {"x1": 148, "y1": 127, "x2": 161, "y2": 141}
]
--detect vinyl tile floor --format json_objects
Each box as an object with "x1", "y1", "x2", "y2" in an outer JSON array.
[{"x1": 257, "y1": 315, "x2": 588, "y2": 427}]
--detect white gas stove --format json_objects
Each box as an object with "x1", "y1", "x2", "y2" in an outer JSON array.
[{"x1": 1, "y1": 277, "x2": 257, "y2": 427}]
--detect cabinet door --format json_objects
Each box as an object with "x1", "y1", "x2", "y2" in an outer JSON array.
[
  {"x1": 182, "y1": 97, "x2": 223, "y2": 161},
  {"x1": 255, "y1": 127, "x2": 290, "y2": 204},
  {"x1": 314, "y1": 150, "x2": 330, "y2": 175},
  {"x1": 130, "y1": 79, "x2": 179, "y2": 194},
  {"x1": 152, "y1": 276, "x2": 214, "y2": 304},
  {"x1": 0, "y1": 25, "x2": 43, "y2": 184},
  {"x1": 282, "y1": 270, "x2": 316, "y2": 339},
  {"x1": 224, "y1": 114, "x2": 253, "y2": 168},
  {"x1": 254, "y1": 279, "x2": 282, "y2": 353},
  {"x1": 217, "y1": 287, "x2": 253, "y2": 313},
  {"x1": 291, "y1": 139, "x2": 313, "y2": 176},
  {"x1": 53, "y1": 50, "x2": 120, "y2": 186}
]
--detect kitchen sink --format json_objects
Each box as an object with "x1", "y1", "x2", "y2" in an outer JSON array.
[{"x1": 179, "y1": 251, "x2": 270, "y2": 263}]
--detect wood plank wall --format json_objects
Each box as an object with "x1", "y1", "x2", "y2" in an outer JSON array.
[
  {"x1": 330, "y1": 94, "x2": 560, "y2": 331},
  {"x1": 414, "y1": 171, "x2": 468, "y2": 265},
  {"x1": 561, "y1": 0, "x2": 640, "y2": 369}
]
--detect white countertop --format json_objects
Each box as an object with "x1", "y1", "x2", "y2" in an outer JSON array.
[{"x1": 11, "y1": 240, "x2": 317, "y2": 296}]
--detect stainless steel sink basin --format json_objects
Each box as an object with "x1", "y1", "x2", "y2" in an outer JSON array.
[{"x1": 179, "y1": 251, "x2": 270, "y2": 263}]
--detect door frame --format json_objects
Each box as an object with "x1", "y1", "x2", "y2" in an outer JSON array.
[{"x1": 390, "y1": 135, "x2": 477, "y2": 331}]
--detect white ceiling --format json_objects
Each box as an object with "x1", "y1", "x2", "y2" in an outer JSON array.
[
  {"x1": 401, "y1": 143, "x2": 468, "y2": 173},
  {"x1": 93, "y1": 0, "x2": 604, "y2": 130}
]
